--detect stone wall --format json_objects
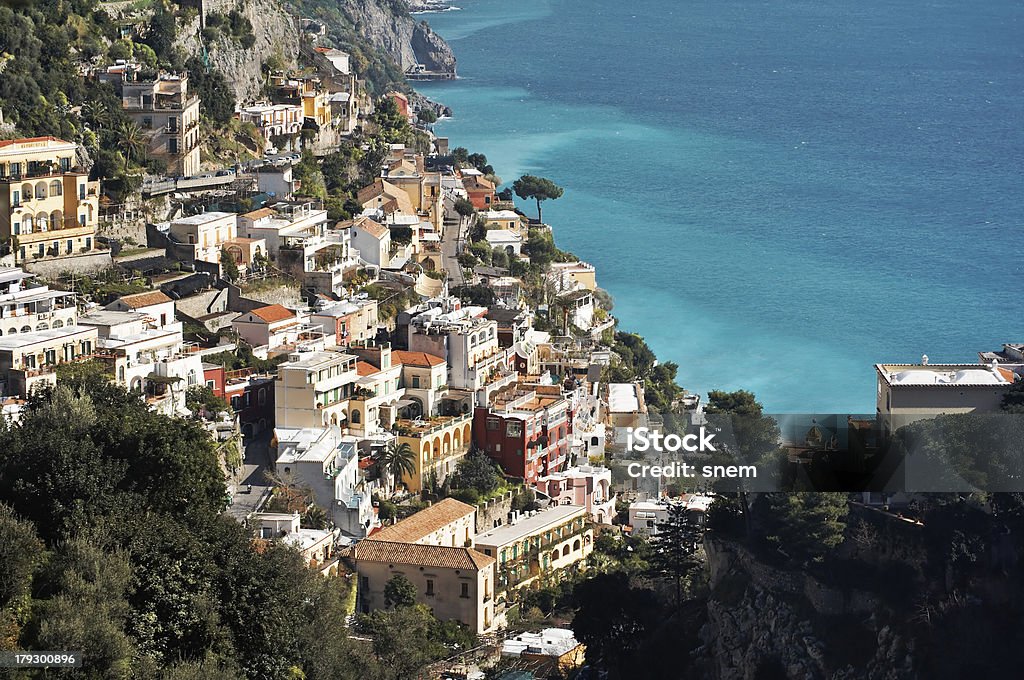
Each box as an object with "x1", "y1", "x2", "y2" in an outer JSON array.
[
  {"x1": 24, "y1": 252, "x2": 114, "y2": 277},
  {"x1": 475, "y1": 489, "x2": 516, "y2": 534}
]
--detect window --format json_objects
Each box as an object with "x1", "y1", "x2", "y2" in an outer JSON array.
[
  {"x1": 59, "y1": 157, "x2": 70, "y2": 172},
  {"x1": 506, "y1": 421, "x2": 523, "y2": 437},
  {"x1": 169, "y1": 138, "x2": 178, "y2": 154},
  {"x1": 486, "y1": 418, "x2": 500, "y2": 431},
  {"x1": 12, "y1": 190, "x2": 19, "y2": 207},
  {"x1": 426, "y1": 579, "x2": 434, "y2": 596},
  {"x1": 50, "y1": 180, "x2": 62, "y2": 196},
  {"x1": 460, "y1": 583, "x2": 469, "y2": 598},
  {"x1": 258, "y1": 388, "x2": 266, "y2": 406},
  {"x1": 412, "y1": 375, "x2": 420, "y2": 388}
]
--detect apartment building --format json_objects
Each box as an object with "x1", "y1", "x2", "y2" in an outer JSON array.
[
  {"x1": 474, "y1": 383, "x2": 571, "y2": 484},
  {"x1": 0, "y1": 267, "x2": 78, "y2": 337},
  {"x1": 406, "y1": 303, "x2": 514, "y2": 396},
  {"x1": 309, "y1": 297, "x2": 380, "y2": 348},
  {"x1": 394, "y1": 412, "x2": 474, "y2": 493},
  {"x1": 475, "y1": 505, "x2": 592, "y2": 615},
  {"x1": 238, "y1": 103, "x2": 304, "y2": 150},
  {"x1": 0, "y1": 137, "x2": 100, "y2": 261},
  {"x1": 80, "y1": 309, "x2": 202, "y2": 416},
  {"x1": 534, "y1": 465, "x2": 616, "y2": 525},
  {"x1": 121, "y1": 73, "x2": 201, "y2": 177},
  {"x1": 167, "y1": 211, "x2": 238, "y2": 266},
  {"x1": 272, "y1": 426, "x2": 378, "y2": 537},
  {"x1": 274, "y1": 350, "x2": 358, "y2": 428}
]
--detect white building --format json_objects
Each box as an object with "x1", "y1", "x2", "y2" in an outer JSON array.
[
  {"x1": 485, "y1": 229, "x2": 523, "y2": 257},
  {"x1": 272, "y1": 427, "x2": 379, "y2": 538},
  {"x1": 80, "y1": 309, "x2": 203, "y2": 416},
  {"x1": 875, "y1": 361, "x2": 1019, "y2": 440}
]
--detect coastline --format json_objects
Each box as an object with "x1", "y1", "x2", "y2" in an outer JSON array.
[{"x1": 406, "y1": 0, "x2": 1023, "y2": 415}]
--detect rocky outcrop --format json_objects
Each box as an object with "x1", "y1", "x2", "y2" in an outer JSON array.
[
  {"x1": 698, "y1": 537, "x2": 915, "y2": 680},
  {"x1": 177, "y1": 0, "x2": 299, "y2": 102},
  {"x1": 340, "y1": 0, "x2": 456, "y2": 74}
]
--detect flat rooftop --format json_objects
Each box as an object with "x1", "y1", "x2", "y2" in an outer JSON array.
[
  {"x1": 0, "y1": 324, "x2": 95, "y2": 350},
  {"x1": 608, "y1": 383, "x2": 642, "y2": 413},
  {"x1": 280, "y1": 350, "x2": 357, "y2": 371},
  {"x1": 172, "y1": 211, "x2": 235, "y2": 226},
  {"x1": 475, "y1": 505, "x2": 585, "y2": 547},
  {"x1": 877, "y1": 363, "x2": 1014, "y2": 387}
]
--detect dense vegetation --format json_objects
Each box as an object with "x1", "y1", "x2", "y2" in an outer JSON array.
[{"x1": 0, "y1": 372, "x2": 472, "y2": 678}]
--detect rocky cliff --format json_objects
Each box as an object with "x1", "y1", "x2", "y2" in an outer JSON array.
[
  {"x1": 339, "y1": 0, "x2": 456, "y2": 74},
  {"x1": 177, "y1": 0, "x2": 299, "y2": 103},
  {"x1": 698, "y1": 537, "x2": 916, "y2": 680}
]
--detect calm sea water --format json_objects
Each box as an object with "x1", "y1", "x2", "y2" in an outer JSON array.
[{"x1": 417, "y1": 0, "x2": 1024, "y2": 413}]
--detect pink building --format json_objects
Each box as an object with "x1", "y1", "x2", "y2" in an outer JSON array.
[{"x1": 534, "y1": 465, "x2": 616, "y2": 525}]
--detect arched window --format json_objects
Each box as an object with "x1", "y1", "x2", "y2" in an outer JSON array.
[
  {"x1": 49, "y1": 180, "x2": 62, "y2": 197},
  {"x1": 573, "y1": 539, "x2": 581, "y2": 551},
  {"x1": 351, "y1": 409, "x2": 361, "y2": 424},
  {"x1": 20, "y1": 326, "x2": 30, "y2": 334},
  {"x1": 7, "y1": 328, "x2": 15, "y2": 335},
  {"x1": 52, "y1": 319, "x2": 64, "y2": 328},
  {"x1": 257, "y1": 388, "x2": 266, "y2": 406},
  {"x1": 49, "y1": 212, "x2": 62, "y2": 231},
  {"x1": 187, "y1": 369, "x2": 197, "y2": 386},
  {"x1": 34, "y1": 182, "x2": 47, "y2": 199},
  {"x1": 562, "y1": 545, "x2": 571, "y2": 557},
  {"x1": 118, "y1": 366, "x2": 125, "y2": 382},
  {"x1": 36, "y1": 212, "x2": 48, "y2": 232},
  {"x1": 36, "y1": 323, "x2": 48, "y2": 331}
]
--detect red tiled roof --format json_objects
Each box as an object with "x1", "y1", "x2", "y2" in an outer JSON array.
[
  {"x1": 0, "y1": 136, "x2": 71, "y2": 149},
  {"x1": 354, "y1": 539, "x2": 494, "y2": 571},
  {"x1": 242, "y1": 208, "x2": 275, "y2": 220},
  {"x1": 116, "y1": 290, "x2": 173, "y2": 309},
  {"x1": 371, "y1": 498, "x2": 476, "y2": 544},
  {"x1": 392, "y1": 350, "x2": 445, "y2": 368},
  {"x1": 356, "y1": 361, "x2": 379, "y2": 377},
  {"x1": 250, "y1": 304, "x2": 295, "y2": 323}
]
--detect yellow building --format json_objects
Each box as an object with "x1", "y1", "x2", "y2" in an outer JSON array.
[
  {"x1": 475, "y1": 505, "x2": 593, "y2": 613},
  {"x1": 0, "y1": 137, "x2": 100, "y2": 262},
  {"x1": 395, "y1": 412, "x2": 473, "y2": 493}
]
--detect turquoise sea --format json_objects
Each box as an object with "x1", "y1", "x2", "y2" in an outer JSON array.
[{"x1": 417, "y1": 0, "x2": 1024, "y2": 413}]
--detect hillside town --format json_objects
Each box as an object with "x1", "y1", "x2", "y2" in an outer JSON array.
[{"x1": 1, "y1": 1, "x2": 1023, "y2": 679}]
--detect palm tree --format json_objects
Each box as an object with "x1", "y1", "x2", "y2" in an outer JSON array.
[
  {"x1": 117, "y1": 121, "x2": 146, "y2": 172},
  {"x1": 81, "y1": 99, "x2": 111, "y2": 132},
  {"x1": 377, "y1": 441, "x2": 416, "y2": 494}
]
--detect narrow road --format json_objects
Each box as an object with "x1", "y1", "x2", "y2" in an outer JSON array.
[
  {"x1": 441, "y1": 208, "x2": 468, "y2": 287},
  {"x1": 227, "y1": 430, "x2": 273, "y2": 520}
]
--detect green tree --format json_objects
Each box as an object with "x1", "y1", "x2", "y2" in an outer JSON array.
[
  {"x1": 512, "y1": 175, "x2": 564, "y2": 223},
  {"x1": 448, "y1": 449, "x2": 503, "y2": 496},
  {"x1": 383, "y1": 574, "x2": 417, "y2": 609},
  {"x1": 758, "y1": 493, "x2": 849, "y2": 564},
  {"x1": 376, "y1": 441, "x2": 416, "y2": 493},
  {"x1": 116, "y1": 120, "x2": 146, "y2": 171},
  {"x1": 453, "y1": 197, "x2": 475, "y2": 218},
  {"x1": 417, "y1": 108, "x2": 438, "y2": 124},
  {"x1": 220, "y1": 247, "x2": 240, "y2": 282},
  {"x1": 648, "y1": 503, "x2": 702, "y2": 607}
]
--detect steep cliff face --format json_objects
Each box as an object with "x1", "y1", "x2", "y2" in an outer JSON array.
[
  {"x1": 177, "y1": 0, "x2": 299, "y2": 102},
  {"x1": 699, "y1": 538, "x2": 915, "y2": 680},
  {"x1": 339, "y1": 0, "x2": 456, "y2": 74}
]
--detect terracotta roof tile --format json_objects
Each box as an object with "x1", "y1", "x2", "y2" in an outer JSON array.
[
  {"x1": 250, "y1": 304, "x2": 295, "y2": 323},
  {"x1": 243, "y1": 208, "x2": 275, "y2": 220},
  {"x1": 371, "y1": 498, "x2": 476, "y2": 544},
  {"x1": 354, "y1": 539, "x2": 494, "y2": 571},
  {"x1": 355, "y1": 361, "x2": 379, "y2": 377},
  {"x1": 354, "y1": 217, "x2": 388, "y2": 239},
  {"x1": 392, "y1": 350, "x2": 445, "y2": 368},
  {"x1": 116, "y1": 290, "x2": 173, "y2": 309}
]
